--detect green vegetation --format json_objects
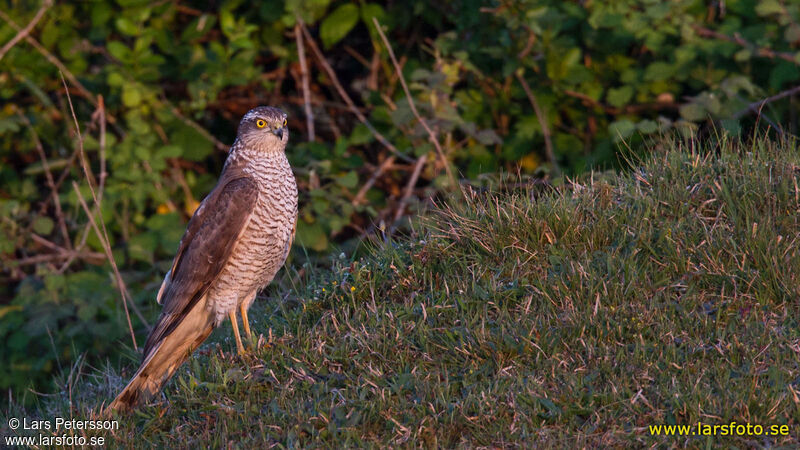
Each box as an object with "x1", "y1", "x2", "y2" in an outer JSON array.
[{"x1": 5, "y1": 136, "x2": 800, "y2": 447}]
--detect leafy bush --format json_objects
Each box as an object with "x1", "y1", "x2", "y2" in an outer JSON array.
[{"x1": 1, "y1": 0, "x2": 799, "y2": 398}]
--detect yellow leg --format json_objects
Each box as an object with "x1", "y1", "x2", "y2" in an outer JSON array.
[
  {"x1": 240, "y1": 303, "x2": 252, "y2": 341},
  {"x1": 229, "y1": 310, "x2": 245, "y2": 355}
]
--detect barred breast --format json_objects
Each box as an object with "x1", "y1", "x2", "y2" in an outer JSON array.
[{"x1": 207, "y1": 152, "x2": 298, "y2": 324}]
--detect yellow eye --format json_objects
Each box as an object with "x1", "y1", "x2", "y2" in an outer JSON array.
[
  {"x1": 282, "y1": 118, "x2": 287, "y2": 127},
  {"x1": 256, "y1": 119, "x2": 266, "y2": 128}
]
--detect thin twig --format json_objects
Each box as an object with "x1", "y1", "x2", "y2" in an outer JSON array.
[
  {"x1": 0, "y1": 0, "x2": 52, "y2": 61},
  {"x1": 141, "y1": 159, "x2": 178, "y2": 212},
  {"x1": 516, "y1": 72, "x2": 560, "y2": 176},
  {"x1": 343, "y1": 45, "x2": 371, "y2": 68},
  {"x1": 391, "y1": 154, "x2": 427, "y2": 230},
  {"x1": 748, "y1": 99, "x2": 784, "y2": 135},
  {"x1": 58, "y1": 215, "x2": 97, "y2": 273},
  {"x1": 372, "y1": 18, "x2": 455, "y2": 187},
  {"x1": 51, "y1": 145, "x2": 81, "y2": 193},
  {"x1": 61, "y1": 74, "x2": 148, "y2": 346},
  {"x1": 30, "y1": 233, "x2": 65, "y2": 252},
  {"x1": 0, "y1": 9, "x2": 99, "y2": 111},
  {"x1": 23, "y1": 233, "x2": 107, "y2": 269},
  {"x1": 12, "y1": 251, "x2": 105, "y2": 266},
  {"x1": 161, "y1": 97, "x2": 228, "y2": 152},
  {"x1": 693, "y1": 25, "x2": 797, "y2": 64},
  {"x1": 170, "y1": 161, "x2": 197, "y2": 216},
  {"x1": 92, "y1": 95, "x2": 108, "y2": 206},
  {"x1": 29, "y1": 139, "x2": 88, "y2": 274},
  {"x1": 300, "y1": 23, "x2": 411, "y2": 164},
  {"x1": 61, "y1": 98, "x2": 111, "y2": 273},
  {"x1": 295, "y1": 20, "x2": 315, "y2": 142},
  {"x1": 18, "y1": 112, "x2": 72, "y2": 249},
  {"x1": 72, "y1": 181, "x2": 145, "y2": 347},
  {"x1": 353, "y1": 155, "x2": 396, "y2": 206},
  {"x1": 563, "y1": 89, "x2": 678, "y2": 114},
  {"x1": 733, "y1": 85, "x2": 800, "y2": 120}
]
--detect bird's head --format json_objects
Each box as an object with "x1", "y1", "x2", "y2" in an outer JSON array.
[{"x1": 236, "y1": 106, "x2": 289, "y2": 151}]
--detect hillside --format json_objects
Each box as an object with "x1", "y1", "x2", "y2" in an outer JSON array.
[{"x1": 4, "y1": 136, "x2": 800, "y2": 447}]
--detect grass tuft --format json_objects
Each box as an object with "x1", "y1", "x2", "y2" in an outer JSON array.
[{"x1": 4, "y1": 135, "x2": 800, "y2": 447}]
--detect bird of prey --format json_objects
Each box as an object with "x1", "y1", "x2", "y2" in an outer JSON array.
[{"x1": 109, "y1": 106, "x2": 298, "y2": 411}]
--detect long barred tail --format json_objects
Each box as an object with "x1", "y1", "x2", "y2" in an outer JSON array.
[{"x1": 107, "y1": 295, "x2": 215, "y2": 412}]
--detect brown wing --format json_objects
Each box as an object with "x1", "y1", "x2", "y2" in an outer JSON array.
[{"x1": 142, "y1": 175, "x2": 258, "y2": 360}]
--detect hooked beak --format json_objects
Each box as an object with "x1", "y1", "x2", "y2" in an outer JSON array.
[{"x1": 273, "y1": 127, "x2": 284, "y2": 140}]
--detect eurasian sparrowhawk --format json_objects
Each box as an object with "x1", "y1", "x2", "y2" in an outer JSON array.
[{"x1": 109, "y1": 106, "x2": 298, "y2": 411}]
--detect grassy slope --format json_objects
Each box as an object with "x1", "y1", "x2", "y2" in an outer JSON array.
[{"x1": 5, "y1": 136, "x2": 800, "y2": 447}]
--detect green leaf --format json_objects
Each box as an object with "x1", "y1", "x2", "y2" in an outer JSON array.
[
  {"x1": 181, "y1": 14, "x2": 217, "y2": 41},
  {"x1": 107, "y1": 71, "x2": 125, "y2": 87},
  {"x1": 219, "y1": 10, "x2": 235, "y2": 36},
  {"x1": 720, "y1": 119, "x2": 741, "y2": 135},
  {"x1": 644, "y1": 62, "x2": 675, "y2": 81},
  {"x1": 320, "y1": 4, "x2": 359, "y2": 48},
  {"x1": 0, "y1": 117, "x2": 21, "y2": 134},
  {"x1": 171, "y1": 125, "x2": 213, "y2": 161},
  {"x1": 158, "y1": 145, "x2": 183, "y2": 159},
  {"x1": 679, "y1": 103, "x2": 706, "y2": 122},
  {"x1": 121, "y1": 85, "x2": 142, "y2": 107},
  {"x1": 128, "y1": 232, "x2": 157, "y2": 263},
  {"x1": 91, "y1": 2, "x2": 112, "y2": 26},
  {"x1": 637, "y1": 119, "x2": 658, "y2": 134},
  {"x1": 361, "y1": 3, "x2": 386, "y2": 29},
  {"x1": 588, "y1": 10, "x2": 623, "y2": 28},
  {"x1": 515, "y1": 115, "x2": 540, "y2": 140},
  {"x1": 537, "y1": 397, "x2": 561, "y2": 416},
  {"x1": 115, "y1": 17, "x2": 139, "y2": 36},
  {"x1": 755, "y1": 0, "x2": 784, "y2": 16},
  {"x1": 769, "y1": 61, "x2": 800, "y2": 90},
  {"x1": 285, "y1": 0, "x2": 332, "y2": 24},
  {"x1": 476, "y1": 129, "x2": 501, "y2": 145},
  {"x1": 414, "y1": 142, "x2": 433, "y2": 157},
  {"x1": 107, "y1": 41, "x2": 131, "y2": 62},
  {"x1": 336, "y1": 171, "x2": 359, "y2": 189},
  {"x1": 32, "y1": 217, "x2": 54, "y2": 235},
  {"x1": 607, "y1": 86, "x2": 633, "y2": 108},
  {"x1": 734, "y1": 49, "x2": 751, "y2": 62},
  {"x1": 608, "y1": 119, "x2": 636, "y2": 142},
  {"x1": 296, "y1": 221, "x2": 328, "y2": 252}
]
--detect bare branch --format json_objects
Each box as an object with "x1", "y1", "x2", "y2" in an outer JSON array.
[
  {"x1": 12, "y1": 251, "x2": 105, "y2": 267},
  {"x1": 57, "y1": 98, "x2": 110, "y2": 273},
  {"x1": 295, "y1": 20, "x2": 315, "y2": 142},
  {"x1": 300, "y1": 23, "x2": 411, "y2": 164},
  {"x1": 1, "y1": 8, "x2": 220, "y2": 152},
  {"x1": 563, "y1": 89, "x2": 678, "y2": 115},
  {"x1": 161, "y1": 97, "x2": 228, "y2": 152},
  {"x1": 353, "y1": 155, "x2": 395, "y2": 206},
  {"x1": 733, "y1": 85, "x2": 800, "y2": 120},
  {"x1": 391, "y1": 154, "x2": 427, "y2": 231},
  {"x1": 372, "y1": 18, "x2": 456, "y2": 188},
  {"x1": 693, "y1": 25, "x2": 797, "y2": 64},
  {"x1": 0, "y1": 0, "x2": 52, "y2": 61},
  {"x1": 516, "y1": 72, "x2": 560, "y2": 176},
  {"x1": 61, "y1": 74, "x2": 149, "y2": 348},
  {"x1": 92, "y1": 95, "x2": 108, "y2": 206},
  {"x1": 17, "y1": 112, "x2": 72, "y2": 249},
  {"x1": 0, "y1": 9, "x2": 99, "y2": 111},
  {"x1": 72, "y1": 181, "x2": 146, "y2": 346}
]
